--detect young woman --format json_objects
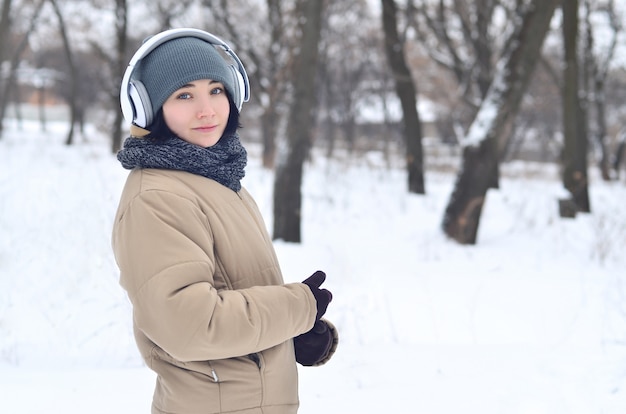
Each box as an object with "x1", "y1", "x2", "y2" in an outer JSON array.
[{"x1": 112, "y1": 28, "x2": 338, "y2": 414}]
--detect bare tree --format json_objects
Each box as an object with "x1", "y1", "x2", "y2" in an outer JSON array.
[
  {"x1": 560, "y1": 0, "x2": 590, "y2": 216},
  {"x1": 406, "y1": 0, "x2": 511, "y2": 189},
  {"x1": 615, "y1": 130, "x2": 626, "y2": 178},
  {"x1": 110, "y1": 0, "x2": 127, "y2": 152},
  {"x1": 381, "y1": 0, "x2": 425, "y2": 194},
  {"x1": 48, "y1": 0, "x2": 78, "y2": 145},
  {"x1": 442, "y1": 0, "x2": 560, "y2": 244},
  {"x1": 272, "y1": 0, "x2": 325, "y2": 242},
  {"x1": 316, "y1": 0, "x2": 381, "y2": 156},
  {"x1": 87, "y1": 0, "x2": 130, "y2": 152},
  {"x1": 0, "y1": 0, "x2": 12, "y2": 94},
  {"x1": 0, "y1": 0, "x2": 46, "y2": 135},
  {"x1": 407, "y1": 0, "x2": 507, "y2": 143},
  {"x1": 149, "y1": 0, "x2": 195, "y2": 31},
  {"x1": 39, "y1": 46, "x2": 102, "y2": 137},
  {"x1": 258, "y1": 0, "x2": 286, "y2": 169},
  {"x1": 203, "y1": 0, "x2": 293, "y2": 169},
  {"x1": 581, "y1": 0, "x2": 622, "y2": 181},
  {"x1": 0, "y1": 0, "x2": 18, "y2": 134}
]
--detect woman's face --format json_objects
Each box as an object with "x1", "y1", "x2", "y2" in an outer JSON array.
[{"x1": 162, "y1": 79, "x2": 230, "y2": 147}]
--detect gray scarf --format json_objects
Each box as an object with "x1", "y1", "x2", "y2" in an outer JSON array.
[{"x1": 117, "y1": 134, "x2": 247, "y2": 192}]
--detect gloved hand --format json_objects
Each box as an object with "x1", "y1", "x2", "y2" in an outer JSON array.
[
  {"x1": 294, "y1": 319, "x2": 338, "y2": 366},
  {"x1": 302, "y1": 271, "x2": 332, "y2": 321}
]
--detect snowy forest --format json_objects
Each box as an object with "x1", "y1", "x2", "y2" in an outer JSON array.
[
  {"x1": 2, "y1": 0, "x2": 626, "y2": 243},
  {"x1": 2, "y1": 0, "x2": 626, "y2": 413}
]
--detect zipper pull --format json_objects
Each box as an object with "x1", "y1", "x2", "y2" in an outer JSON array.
[{"x1": 211, "y1": 368, "x2": 219, "y2": 382}]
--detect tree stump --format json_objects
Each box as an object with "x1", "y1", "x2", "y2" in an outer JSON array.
[{"x1": 558, "y1": 198, "x2": 578, "y2": 218}]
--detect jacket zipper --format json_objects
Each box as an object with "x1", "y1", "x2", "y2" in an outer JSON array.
[
  {"x1": 248, "y1": 352, "x2": 262, "y2": 368},
  {"x1": 206, "y1": 361, "x2": 220, "y2": 383},
  {"x1": 257, "y1": 353, "x2": 267, "y2": 407}
]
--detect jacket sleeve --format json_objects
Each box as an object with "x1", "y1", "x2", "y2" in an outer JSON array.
[{"x1": 112, "y1": 189, "x2": 317, "y2": 362}]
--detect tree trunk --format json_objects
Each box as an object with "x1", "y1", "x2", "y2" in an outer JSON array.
[
  {"x1": 582, "y1": 0, "x2": 617, "y2": 182},
  {"x1": 0, "y1": 0, "x2": 46, "y2": 136},
  {"x1": 0, "y1": 0, "x2": 10, "y2": 62},
  {"x1": 272, "y1": 0, "x2": 324, "y2": 242},
  {"x1": 0, "y1": 0, "x2": 12, "y2": 134},
  {"x1": 613, "y1": 131, "x2": 626, "y2": 179},
  {"x1": 560, "y1": 0, "x2": 590, "y2": 214},
  {"x1": 205, "y1": 0, "x2": 285, "y2": 169},
  {"x1": 260, "y1": 0, "x2": 283, "y2": 169},
  {"x1": 261, "y1": 108, "x2": 279, "y2": 169},
  {"x1": 37, "y1": 79, "x2": 46, "y2": 131},
  {"x1": 49, "y1": 0, "x2": 78, "y2": 145},
  {"x1": 110, "y1": 0, "x2": 128, "y2": 153},
  {"x1": 594, "y1": 75, "x2": 610, "y2": 181},
  {"x1": 408, "y1": 0, "x2": 498, "y2": 185},
  {"x1": 442, "y1": 0, "x2": 559, "y2": 244},
  {"x1": 381, "y1": 0, "x2": 425, "y2": 194}
]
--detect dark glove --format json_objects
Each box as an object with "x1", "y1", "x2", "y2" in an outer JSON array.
[
  {"x1": 294, "y1": 319, "x2": 338, "y2": 366},
  {"x1": 302, "y1": 271, "x2": 332, "y2": 321}
]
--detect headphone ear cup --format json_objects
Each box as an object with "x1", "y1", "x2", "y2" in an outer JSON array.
[
  {"x1": 128, "y1": 80, "x2": 153, "y2": 128},
  {"x1": 229, "y1": 65, "x2": 245, "y2": 111}
]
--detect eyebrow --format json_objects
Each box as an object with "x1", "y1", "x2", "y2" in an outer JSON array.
[{"x1": 179, "y1": 80, "x2": 222, "y2": 89}]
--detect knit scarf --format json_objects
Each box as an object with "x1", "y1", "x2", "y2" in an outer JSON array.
[{"x1": 117, "y1": 133, "x2": 247, "y2": 192}]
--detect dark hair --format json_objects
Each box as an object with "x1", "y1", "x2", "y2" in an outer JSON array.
[
  {"x1": 146, "y1": 92, "x2": 241, "y2": 140},
  {"x1": 225, "y1": 97, "x2": 242, "y2": 135}
]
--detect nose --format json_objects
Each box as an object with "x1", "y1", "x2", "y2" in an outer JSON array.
[{"x1": 196, "y1": 96, "x2": 216, "y2": 119}]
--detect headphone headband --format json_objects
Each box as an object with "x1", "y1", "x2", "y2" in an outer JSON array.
[{"x1": 120, "y1": 28, "x2": 250, "y2": 126}]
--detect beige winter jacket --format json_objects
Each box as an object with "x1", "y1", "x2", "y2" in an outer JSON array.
[{"x1": 112, "y1": 168, "x2": 318, "y2": 414}]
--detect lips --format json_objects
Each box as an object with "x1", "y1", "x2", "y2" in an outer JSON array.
[{"x1": 193, "y1": 125, "x2": 218, "y2": 132}]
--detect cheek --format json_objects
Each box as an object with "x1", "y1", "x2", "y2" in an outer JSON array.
[
  {"x1": 162, "y1": 104, "x2": 183, "y2": 129},
  {"x1": 218, "y1": 99, "x2": 231, "y2": 118},
  {"x1": 212, "y1": 92, "x2": 229, "y2": 111}
]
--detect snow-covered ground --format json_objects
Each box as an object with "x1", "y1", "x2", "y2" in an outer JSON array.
[{"x1": 1, "y1": 118, "x2": 625, "y2": 413}]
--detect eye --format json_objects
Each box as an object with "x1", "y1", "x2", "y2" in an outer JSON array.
[
  {"x1": 210, "y1": 87, "x2": 225, "y2": 95},
  {"x1": 176, "y1": 92, "x2": 192, "y2": 100}
]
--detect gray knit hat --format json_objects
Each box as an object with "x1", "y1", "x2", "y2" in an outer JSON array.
[{"x1": 135, "y1": 37, "x2": 235, "y2": 118}]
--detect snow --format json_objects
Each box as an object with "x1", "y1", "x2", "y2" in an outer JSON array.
[{"x1": 1, "y1": 118, "x2": 626, "y2": 413}]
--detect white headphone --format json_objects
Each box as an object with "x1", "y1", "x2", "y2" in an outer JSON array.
[{"x1": 120, "y1": 28, "x2": 250, "y2": 128}]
